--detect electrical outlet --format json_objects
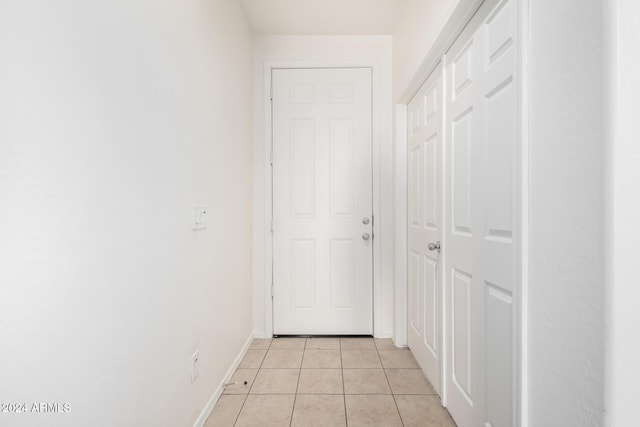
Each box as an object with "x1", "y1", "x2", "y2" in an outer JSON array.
[{"x1": 191, "y1": 350, "x2": 200, "y2": 383}]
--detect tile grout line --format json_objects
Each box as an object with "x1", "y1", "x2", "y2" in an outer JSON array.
[
  {"x1": 288, "y1": 338, "x2": 306, "y2": 427},
  {"x1": 378, "y1": 344, "x2": 406, "y2": 427},
  {"x1": 233, "y1": 339, "x2": 272, "y2": 427},
  {"x1": 340, "y1": 338, "x2": 348, "y2": 427}
]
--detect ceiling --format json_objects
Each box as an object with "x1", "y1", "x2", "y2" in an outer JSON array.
[{"x1": 239, "y1": 0, "x2": 408, "y2": 35}]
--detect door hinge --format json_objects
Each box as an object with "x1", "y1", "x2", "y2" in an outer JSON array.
[
  {"x1": 271, "y1": 283, "x2": 274, "y2": 298},
  {"x1": 269, "y1": 151, "x2": 273, "y2": 166},
  {"x1": 371, "y1": 214, "x2": 374, "y2": 226},
  {"x1": 270, "y1": 84, "x2": 273, "y2": 101}
]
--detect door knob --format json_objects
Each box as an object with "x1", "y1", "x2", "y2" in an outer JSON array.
[
  {"x1": 362, "y1": 233, "x2": 370, "y2": 241},
  {"x1": 428, "y1": 241, "x2": 441, "y2": 252},
  {"x1": 362, "y1": 217, "x2": 370, "y2": 225}
]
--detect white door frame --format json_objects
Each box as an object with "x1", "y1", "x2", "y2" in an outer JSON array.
[
  {"x1": 262, "y1": 60, "x2": 384, "y2": 338},
  {"x1": 394, "y1": 0, "x2": 529, "y2": 424}
]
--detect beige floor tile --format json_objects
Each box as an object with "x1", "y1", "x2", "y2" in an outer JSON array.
[
  {"x1": 395, "y1": 395, "x2": 457, "y2": 427},
  {"x1": 222, "y1": 369, "x2": 258, "y2": 395},
  {"x1": 204, "y1": 395, "x2": 245, "y2": 427},
  {"x1": 305, "y1": 338, "x2": 340, "y2": 349},
  {"x1": 374, "y1": 338, "x2": 396, "y2": 350},
  {"x1": 250, "y1": 338, "x2": 272, "y2": 349},
  {"x1": 291, "y1": 395, "x2": 347, "y2": 427},
  {"x1": 250, "y1": 369, "x2": 300, "y2": 394},
  {"x1": 235, "y1": 394, "x2": 295, "y2": 427},
  {"x1": 385, "y1": 368, "x2": 436, "y2": 394},
  {"x1": 262, "y1": 349, "x2": 304, "y2": 368},
  {"x1": 302, "y1": 349, "x2": 341, "y2": 368},
  {"x1": 341, "y1": 349, "x2": 382, "y2": 368},
  {"x1": 343, "y1": 369, "x2": 391, "y2": 394},
  {"x1": 340, "y1": 337, "x2": 376, "y2": 349},
  {"x1": 270, "y1": 338, "x2": 307, "y2": 349},
  {"x1": 297, "y1": 369, "x2": 343, "y2": 394},
  {"x1": 345, "y1": 395, "x2": 403, "y2": 427},
  {"x1": 378, "y1": 349, "x2": 420, "y2": 368},
  {"x1": 238, "y1": 349, "x2": 267, "y2": 369}
]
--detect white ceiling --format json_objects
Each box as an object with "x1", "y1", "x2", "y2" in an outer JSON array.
[{"x1": 239, "y1": 0, "x2": 408, "y2": 35}]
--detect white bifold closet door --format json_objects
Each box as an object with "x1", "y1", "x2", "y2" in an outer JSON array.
[
  {"x1": 407, "y1": 63, "x2": 444, "y2": 396},
  {"x1": 271, "y1": 68, "x2": 373, "y2": 335},
  {"x1": 444, "y1": 0, "x2": 519, "y2": 426}
]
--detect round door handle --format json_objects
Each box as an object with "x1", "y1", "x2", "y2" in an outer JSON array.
[
  {"x1": 362, "y1": 217, "x2": 370, "y2": 225},
  {"x1": 362, "y1": 233, "x2": 370, "y2": 241},
  {"x1": 428, "y1": 241, "x2": 441, "y2": 252}
]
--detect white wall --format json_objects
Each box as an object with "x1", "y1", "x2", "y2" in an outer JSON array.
[
  {"x1": 604, "y1": 1, "x2": 640, "y2": 425},
  {"x1": 0, "y1": 1, "x2": 253, "y2": 426},
  {"x1": 392, "y1": 0, "x2": 460, "y2": 101},
  {"x1": 528, "y1": 0, "x2": 604, "y2": 425},
  {"x1": 251, "y1": 36, "x2": 394, "y2": 338}
]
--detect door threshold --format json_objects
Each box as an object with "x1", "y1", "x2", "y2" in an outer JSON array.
[{"x1": 273, "y1": 334, "x2": 374, "y2": 338}]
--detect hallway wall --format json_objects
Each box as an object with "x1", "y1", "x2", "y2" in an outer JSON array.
[
  {"x1": 0, "y1": 1, "x2": 253, "y2": 426},
  {"x1": 392, "y1": 0, "x2": 460, "y2": 101},
  {"x1": 528, "y1": 0, "x2": 604, "y2": 425}
]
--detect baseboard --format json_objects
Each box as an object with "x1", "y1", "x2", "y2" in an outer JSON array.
[
  {"x1": 374, "y1": 331, "x2": 393, "y2": 339},
  {"x1": 252, "y1": 330, "x2": 268, "y2": 339},
  {"x1": 193, "y1": 333, "x2": 254, "y2": 427}
]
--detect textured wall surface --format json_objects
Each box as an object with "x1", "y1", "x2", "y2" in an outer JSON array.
[
  {"x1": 392, "y1": 0, "x2": 459, "y2": 100},
  {"x1": 528, "y1": 0, "x2": 604, "y2": 425},
  {"x1": 0, "y1": 1, "x2": 253, "y2": 425}
]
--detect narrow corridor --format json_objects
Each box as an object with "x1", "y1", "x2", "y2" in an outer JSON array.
[{"x1": 205, "y1": 337, "x2": 455, "y2": 426}]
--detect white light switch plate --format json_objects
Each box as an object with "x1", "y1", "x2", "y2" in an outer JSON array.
[{"x1": 193, "y1": 205, "x2": 207, "y2": 229}]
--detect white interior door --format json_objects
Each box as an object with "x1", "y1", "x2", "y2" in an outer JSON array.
[
  {"x1": 444, "y1": 0, "x2": 518, "y2": 426},
  {"x1": 272, "y1": 68, "x2": 373, "y2": 335},
  {"x1": 407, "y1": 64, "x2": 443, "y2": 395}
]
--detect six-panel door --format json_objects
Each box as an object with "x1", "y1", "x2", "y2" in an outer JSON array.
[
  {"x1": 272, "y1": 68, "x2": 373, "y2": 335},
  {"x1": 444, "y1": 0, "x2": 518, "y2": 426}
]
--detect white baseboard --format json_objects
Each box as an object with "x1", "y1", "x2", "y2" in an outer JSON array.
[
  {"x1": 374, "y1": 331, "x2": 393, "y2": 339},
  {"x1": 252, "y1": 330, "x2": 268, "y2": 339},
  {"x1": 193, "y1": 333, "x2": 254, "y2": 427}
]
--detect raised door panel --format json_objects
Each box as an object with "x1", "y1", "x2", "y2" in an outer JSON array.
[
  {"x1": 424, "y1": 136, "x2": 438, "y2": 230},
  {"x1": 329, "y1": 119, "x2": 354, "y2": 217},
  {"x1": 291, "y1": 240, "x2": 316, "y2": 310},
  {"x1": 452, "y1": 269, "x2": 473, "y2": 403},
  {"x1": 484, "y1": 283, "x2": 513, "y2": 427},
  {"x1": 291, "y1": 119, "x2": 316, "y2": 217},
  {"x1": 330, "y1": 240, "x2": 356, "y2": 310},
  {"x1": 451, "y1": 109, "x2": 473, "y2": 237}
]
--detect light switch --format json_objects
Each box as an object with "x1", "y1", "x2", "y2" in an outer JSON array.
[{"x1": 193, "y1": 205, "x2": 207, "y2": 229}]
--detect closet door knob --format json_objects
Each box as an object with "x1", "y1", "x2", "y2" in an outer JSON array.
[{"x1": 428, "y1": 241, "x2": 441, "y2": 252}]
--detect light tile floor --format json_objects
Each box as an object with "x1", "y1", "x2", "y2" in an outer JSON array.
[{"x1": 205, "y1": 337, "x2": 456, "y2": 427}]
